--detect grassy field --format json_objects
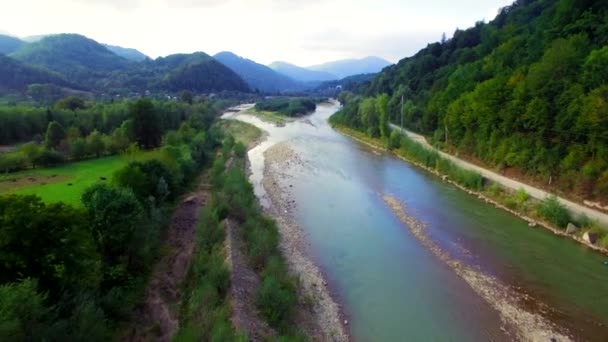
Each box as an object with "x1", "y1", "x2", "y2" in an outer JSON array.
[
  {"x1": 0, "y1": 151, "x2": 158, "y2": 206},
  {"x1": 217, "y1": 119, "x2": 263, "y2": 148},
  {"x1": 246, "y1": 108, "x2": 291, "y2": 126}
]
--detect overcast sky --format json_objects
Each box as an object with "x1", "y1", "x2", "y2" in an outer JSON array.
[{"x1": 1, "y1": 0, "x2": 514, "y2": 66}]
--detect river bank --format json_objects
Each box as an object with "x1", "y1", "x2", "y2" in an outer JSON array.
[
  {"x1": 261, "y1": 142, "x2": 349, "y2": 341},
  {"x1": 383, "y1": 194, "x2": 570, "y2": 341},
  {"x1": 333, "y1": 124, "x2": 608, "y2": 257},
  {"x1": 222, "y1": 106, "x2": 349, "y2": 341}
]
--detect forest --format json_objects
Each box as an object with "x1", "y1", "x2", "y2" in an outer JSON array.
[
  {"x1": 0, "y1": 97, "x2": 229, "y2": 340},
  {"x1": 331, "y1": 0, "x2": 608, "y2": 203}
]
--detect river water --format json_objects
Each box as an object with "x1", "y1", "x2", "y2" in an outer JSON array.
[{"x1": 223, "y1": 102, "x2": 608, "y2": 341}]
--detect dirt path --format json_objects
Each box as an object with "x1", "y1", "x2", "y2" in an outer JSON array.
[
  {"x1": 390, "y1": 124, "x2": 608, "y2": 226},
  {"x1": 225, "y1": 218, "x2": 277, "y2": 341},
  {"x1": 129, "y1": 179, "x2": 210, "y2": 342}
]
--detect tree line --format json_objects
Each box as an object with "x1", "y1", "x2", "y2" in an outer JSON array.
[
  {"x1": 0, "y1": 96, "x2": 222, "y2": 173},
  {"x1": 333, "y1": 0, "x2": 608, "y2": 202}
]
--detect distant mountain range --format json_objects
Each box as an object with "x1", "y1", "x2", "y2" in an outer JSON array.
[
  {"x1": 0, "y1": 32, "x2": 390, "y2": 95},
  {"x1": 307, "y1": 56, "x2": 391, "y2": 79},
  {"x1": 268, "y1": 61, "x2": 337, "y2": 83},
  {"x1": 214, "y1": 52, "x2": 300, "y2": 93},
  {"x1": 267, "y1": 57, "x2": 391, "y2": 83}
]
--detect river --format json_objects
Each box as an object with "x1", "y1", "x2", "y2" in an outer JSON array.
[{"x1": 223, "y1": 102, "x2": 608, "y2": 341}]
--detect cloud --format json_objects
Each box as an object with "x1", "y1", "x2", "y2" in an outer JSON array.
[{"x1": 300, "y1": 29, "x2": 445, "y2": 63}]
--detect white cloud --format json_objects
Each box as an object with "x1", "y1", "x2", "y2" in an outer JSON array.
[{"x1": 1, "y1": 0, "x2": 514, "y2": 65}]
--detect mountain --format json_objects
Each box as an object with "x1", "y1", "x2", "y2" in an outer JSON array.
[
  {"x1": 4, "y1": 34, "x2": 249, "y2": 94},
  {"x1": 158, "y1": 53, "x2": 250, "y2": 93},
  {"x1": 0, "y1": 35, "x2": 24, "y2": 54},
  {"x1": 333, "y1": 0, "x2": 608, "y2": 202},
  {"x1": 308, "y1": 56, "x2": 391, "y2": 79},
  {"x1": 0, "y1": 54, "x2": 72, "y2": 92},
  {"x1": 10, "y1": 34, "x2": 131, "y2": 85},
  {"x1": 214, "y1": 51, "x2": 300, "y2": 93},
  {"x1": 268, "y1": 61, "x2": 337, "y2": 82},
  {"x1": 103, "y1": 44, "x2": 148, "y2": 62}
]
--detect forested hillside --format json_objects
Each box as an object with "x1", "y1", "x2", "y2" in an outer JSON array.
[
  {"x1": 5, "y1": 35, "x2": 249, "y2": 94},
  {"x1": 0, "y1": 55, "x2": 73, "y2": 92},
  {"x1": 102, "y1": 44, "x2": 148, "y2": 62},
  {"x1": 308, "y1": 56, "x2": 391, "y2": 79},
  {"x1": 333, "y1": 0, "x2": 608, "y2": 202},
  {"x1": 0, "y1": 34, "x2": 24, "y2": 54}
]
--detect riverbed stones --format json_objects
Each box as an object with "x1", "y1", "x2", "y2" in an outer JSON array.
[
  {"x1": 583, "y1": 231, "x2": 598, "y2": 245},
  {"x1": 565, "y1": 223, "x2": 579, "y2": 234}
]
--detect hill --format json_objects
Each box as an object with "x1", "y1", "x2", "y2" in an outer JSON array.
[
  {"x1": 103, "y1": 44, "x2": 148, "y2": 62},
  {"x1": 308, "y1": 56, "x2": 391, "y2": 79},
  {"x1": 0, "y1": 54, "x2": 72, "y2": 92},
  {"x1": 214, "y1": 51, "x2": 300, "y2": 93},
  {"x1": 333, "y1": 0, "x2": 608, "y2": 202},
  {"x1": 4, "y1": 34, "x2": 249, "y2": 94},
  {"x1": 10, "y1": 34, "x2": 131, "y2": 85},
  {"x1": 268, "y1": 61, "x2": 337, "y2": 82},
  {"x1": 314, "y1": 73, "x2": 376, "y2": 96},
  {"x1": 0, "y1": 34, "x2": 24, "y2": 54}
]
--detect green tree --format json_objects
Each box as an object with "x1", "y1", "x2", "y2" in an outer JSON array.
[
  {"x1": 45, "y1": 121, "x2": 66, "y2": 149},
  {"x1": 130, "y1": 99, "x2": 161, "y2": 149},
  {"x1": 0, "y1": 279, "x2": 50, "y2": 341},
  {"x1": 69, "y1": 138, "x2": 87, "y2": 160},
  {"x1": 377, "y1": 94, "x2": 390, "y2": 140},
  {"x1": 86, "y1": 130, "x2": 105, "y2": 158},
  {"x1": 0, "y1": 195, "x2": 100, "y2": 296}
]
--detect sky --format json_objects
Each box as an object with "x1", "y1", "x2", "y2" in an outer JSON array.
[{"x1": 1, "y1": 0, "x2": 514, "y2": 66}]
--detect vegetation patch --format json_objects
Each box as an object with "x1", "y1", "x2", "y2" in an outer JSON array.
[
  {"x1": 0, "y1": 152, "x2": 157, "y2": 205},
  {"x1": 216, "y1": 119, "x2": 263, "y2": 148}
]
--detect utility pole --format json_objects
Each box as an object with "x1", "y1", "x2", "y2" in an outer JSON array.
[{"x1": 400, "y1": 95, "x2": 404, "y2": 132}]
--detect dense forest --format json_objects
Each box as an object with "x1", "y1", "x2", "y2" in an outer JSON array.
[
  {"x1": 332, "y1": 0, "x2": 608, "y2": 202},
  {"x1": 0, "y1": 98, "x2": 227, "y2": 340}
]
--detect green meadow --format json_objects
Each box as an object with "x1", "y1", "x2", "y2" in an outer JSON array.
[{"x1": 0, "y1": 151, "x2": 158, "y2": 206}]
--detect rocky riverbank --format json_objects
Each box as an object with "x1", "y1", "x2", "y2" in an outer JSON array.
[
  {"x1": 262, "y1": 142, "x2": 349, "y2": 342},
  {"x1": 383, "y1": 194, "x2": 572, "y2": 342}
]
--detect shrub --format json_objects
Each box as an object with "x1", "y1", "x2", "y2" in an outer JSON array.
[
  {"x1": 516, "y1": 188, "x2": 529, "y2": 206},
  {"x1": 0, "y1": 153, "x2": 27, "y2": 173},
  {"x1": 256, "y1": 274, "x2": 297, "y2": 328},
  {"x1": 537, "y1": 196, "x2": 571, "y2": 228},
  {"x1": 234, "y1": 142, "x2": 246, "y2": 158},
  {"x1": 389, "y1": 130, "x2": 401, "y2": 149},
  {"x1": 33, "y1": 149, "x2": 65, "y2": 167}
]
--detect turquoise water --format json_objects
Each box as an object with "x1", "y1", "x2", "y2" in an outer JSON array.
[{"x1": 232, "y1": 103, "x2": 608, "y2": 341}]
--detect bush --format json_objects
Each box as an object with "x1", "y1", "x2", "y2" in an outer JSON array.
[
  {"x1": 0, "y1": 153, "x2": 27, "y2": 173},
  {"x1": 389, "y1": 130, "x2": 402, "y2": 149},
  {"x1": 33, "y1": 149, "x2": 65, "y2": 167},
  {"x1": 234, "y1": 142, "x2": 246, "y2": 158},
  {"x1": 256, "y1": 274, "x2": 297, "y2": 328},
  {"x1": 537, "y1": 196, "x2": 571, "y2": 228}
]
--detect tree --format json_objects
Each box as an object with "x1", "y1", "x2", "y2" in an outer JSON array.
[
  {"x1": 0, "y1": 195, "x2": 100, "y2": 296},
  {"x1": 69, "y1": 138, "x2": 87, "y2": 160},
  {"x1": 55, "y1": 96, "x2": 86, "y2": 111},
  {"x1": 0, "y1": 279, "x2": 50, "y2": 341},
  {"x1": 376, "y1": 94, "x2": 390, "y2": 140},
  {"x1": 86, "y1": 130, "x2": 105, "y2": 158},
  {"x1": 129, "y1": 99, "x2": 161, "y2": 149},
  {"x1": 45, "y1": 121, "x2": 66, "y2": 149},
  {"x1": 81, "y1": 184, "x2": 148, "y2": 275},
  {"x1": 19, "y1": 143, "x2": 43, "y2": 167},
  {"x1": 180, "y1": 90, "x2": 193, "y2": 104}
]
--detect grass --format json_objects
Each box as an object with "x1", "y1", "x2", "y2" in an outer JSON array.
[
  {"x1": 0, "y1": 151, "x2": 158, "y2": 206},
  {"x1": 217, "y1": 119, "x2": 263, "y2": 148},
  {"x1": 246, "y1": 108, "x2": 291, "y2": 126}
]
